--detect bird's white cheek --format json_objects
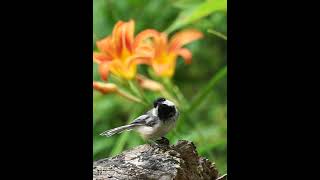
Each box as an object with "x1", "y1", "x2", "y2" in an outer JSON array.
[
  {"x1": 163, "y1": 100, "x2": 175, "y2": 106},
  {"x1": 152, "y1": 108, "x2": 158, "y2": 116}
]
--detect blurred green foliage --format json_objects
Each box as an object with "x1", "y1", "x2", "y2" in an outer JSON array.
[{"x1": 93, "y1": 0, "x2": 227, "y2": 174}]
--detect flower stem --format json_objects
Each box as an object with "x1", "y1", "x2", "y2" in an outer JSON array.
[
  {"x1": 128, "y1": 80, "x2": 150, "y2": 104},
  {"x1": 117, "y1": 89, "x2": 147, "y2": 106},
  {"x1": 168, "y1": 79, "x2": 189, "y2": 108},
  {"x1": 110, "y1": 74, "x2": 126, "y2": 85},
  {"x1": 161, "y1": 78, "x2": 186, "y2": 110}
]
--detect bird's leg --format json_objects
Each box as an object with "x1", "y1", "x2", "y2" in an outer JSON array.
[
  {"x1": 155, "y1": 137, "x2": 170, "y2": 145},
  {"x1": 146, "y1": 139, "x2": 156, "y2": 145},
  {"x1": 146, "y1": 137, "x2": 170, "y2": 149}
]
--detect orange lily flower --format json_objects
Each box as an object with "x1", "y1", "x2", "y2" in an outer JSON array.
[
  {"x1": 148, "y1": 29, "x2": 203, "y2": 77},
  {"x1": 93, "y1": 20, "x2": 159, "y2": 80}
]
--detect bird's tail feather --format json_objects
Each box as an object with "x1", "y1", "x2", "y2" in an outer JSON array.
[{"x1": 100, "y1": 124, "x2": 139, "y2": 137}]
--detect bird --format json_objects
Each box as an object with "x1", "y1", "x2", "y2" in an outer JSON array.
[{"x1": 100, "y1": 97, "x2": 179, "y2": 142}]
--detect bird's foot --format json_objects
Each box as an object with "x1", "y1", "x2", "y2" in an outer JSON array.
[
  {"x1": 147, "y1": 137, "x2": 170, "y2": 149},
  {"x1": 155, "y1": 137, "x2": 170, "y2": 146}
]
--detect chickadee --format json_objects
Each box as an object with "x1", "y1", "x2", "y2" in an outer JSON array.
[{"x1": 100, "y1": 97, "x2": 179, "y2": 141}]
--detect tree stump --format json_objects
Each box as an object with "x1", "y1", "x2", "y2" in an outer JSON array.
[{"x1": 93, "y1": 140, "x2": 227, "y2": 180}]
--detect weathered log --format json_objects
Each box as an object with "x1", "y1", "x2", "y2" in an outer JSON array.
[{"x1": 93, "y1": 140, "x2": 227, "y2": 180}]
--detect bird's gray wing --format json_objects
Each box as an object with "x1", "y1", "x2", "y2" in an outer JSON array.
[
  {"x1": 130, "y1": 114, "x2": 150, "y2": 125},
  {"x1": 144, "y1": 116, "x2": 159, "y2": 127},
  {"x1": 131, "y1": 111, "x2": 158, "y2": 127}
]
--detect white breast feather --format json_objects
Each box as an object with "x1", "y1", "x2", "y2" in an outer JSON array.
[{"x1": 135, "y1": 120, "x2": 175, "y2": 140}]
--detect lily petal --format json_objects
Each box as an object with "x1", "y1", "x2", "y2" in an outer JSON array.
[
  {"x1": 93, "y1": 52, "x2": 112, "y2": 64},
  {"x1": 152, "y1": 61, "x2": 176, "y2": 77},
  {"x1": 120, "y1": 23, "x2": 128, "y2": 54},
  {"x1": 98, "y1": 62, "x2": 110, "y2": 81},
  {"x1": 112, "y1": 21, "x2": 125, "y2": 55},
  {"x1": 125, "y1": 20, "x2": 135, "y2": 53},
  {"x1": 155, "y1": 33, "x2": 168, "y2": 57},
  {"x1": 136, "y1": 74, "x2": 164, "y2": 91},
  {"x1": 135, "y1": 51, "x2": 153, "y2": 60},
  {"x1": 112, "y1": 21, "x2": 124, "y2": 39},
  {"x1": 135, "y1": 44, "x2": 154, "y2": 57},
  {"x1": 93, "y1": 81, "x2": 118, "y2": 94},
  {"x1": 169, "y1": 29, "x2": 203, "y2": 52},
  {"x1": 128, "y1": 56, "x2": 151, "y2": 66},
  {"x1": 133, "y1": 29, "x2": 160, "y2": 49},
  {"x1": 177, "y1": 48, "x2": 192, "y2": 64},
  {"x1": 96, "y1": 36, "x2": 117, "y2": 58},
  {"x1": 109, "y1": 60, "x2": 136, "y2": 80}
]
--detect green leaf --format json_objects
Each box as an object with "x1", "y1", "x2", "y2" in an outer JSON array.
[
  {"x1": 172, "y1": 0, "x2": 204, "y2": 9},
  {"x1": 189, "y1": 65, "x2": 227, "y2": 114},
  {"x1": 208, "y1": 29, "x2": 227, "y2": 40},
  {"x1": 166, "y1": 0, "x2": 227, "y2": 33}
]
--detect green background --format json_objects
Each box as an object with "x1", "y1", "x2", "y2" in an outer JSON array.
[{"x1": 93, "y1": 0, "x2": 227, "y2": 174}]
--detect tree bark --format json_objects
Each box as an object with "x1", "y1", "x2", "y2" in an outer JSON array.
[{"x1": 93, "y1": 140, "x2": 227, "y2": 180}]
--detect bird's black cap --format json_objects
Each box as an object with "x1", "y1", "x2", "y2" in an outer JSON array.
[{"x1": 153, "y1": 97, "x2": 166, "y2": 107}]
